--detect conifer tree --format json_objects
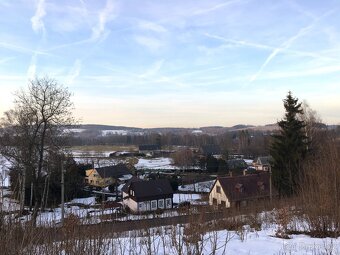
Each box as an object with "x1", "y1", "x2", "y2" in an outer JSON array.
[{"x1": 270, "y1": 91, "x2": 308, "y2": 197}]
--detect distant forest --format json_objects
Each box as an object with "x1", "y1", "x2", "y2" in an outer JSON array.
[{"x1": 65, "y1": 124, "x2": 339, "y2": 157}]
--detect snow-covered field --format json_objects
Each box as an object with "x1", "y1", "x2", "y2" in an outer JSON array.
[
  {"x1": 32, "y1": 220, "x2": 340, "y2": 255},
  {"x1": 70, "y1": 149, "x2": 115, "y2": 158},
  {"x1": 98, "y1": 225, "x2": 340, "y2": 255},
  {"x1": 135, "y1": 157, "x2": 177, "y2": 170},
  {"x1": 63, "y1": 128, "x2": 145, "y2": 136},
  {"x1": 102, "y1": 130, "x2": 128, "y2": 136},
  {"x1": 101, "y1": 130, "x2": 144, "y2": 136},
  {"x1": 14, "y1": 196, "x2": 120, "y2": 226}
]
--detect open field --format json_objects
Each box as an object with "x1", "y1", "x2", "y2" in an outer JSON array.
[{"x1": 69, "y1": 145, "x2": 139, "y2": 153}]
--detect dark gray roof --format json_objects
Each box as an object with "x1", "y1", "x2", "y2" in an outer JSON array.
[
  {"x1": 95, "y1": 164, "x2": 132, "y2": 179},
  {"x1": 213, "y1": 173, "x2": 273, "y2": 202},
  {"x1": 257, "y1": 156, "x2": 272, "y2": 165},
  {"x1": 139, "y1": 144, "x2": 161, "y2": 151},
  {"x1": 122, "y1": 178, "x2": 173, "y2": 199},
  {"x1": 202, "y1": 145, "x2": 221, "y2": 155}
]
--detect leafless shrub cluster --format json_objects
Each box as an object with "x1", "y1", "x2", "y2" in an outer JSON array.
[{"x1": 299, "y1": 134, "x2": 340, "y2": 237}]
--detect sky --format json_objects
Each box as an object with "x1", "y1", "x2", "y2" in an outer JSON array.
[{"x1": 0, "y1": 0, "x2": 339, "y2": 128}]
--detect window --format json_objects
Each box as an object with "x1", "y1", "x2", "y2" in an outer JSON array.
[
  {"x1": 151, "y1": 200, "x2": 157, "y2": 210},
  {"x1": 221, "y1": 200, "x2": 226, "y2": 207},
  {"x1": 158, "y1": 199, "x2": 164, "y2": 209},
  {"x1": 235, "y1": 183, "x2": 243, "y2": 193},
  {"x1": 212, "y1": 198, "x2": 217, "y2": 205},
  {"x1": 165, "y1": 198, "x2": 172, "y2": 208},
  {"x1": 216, "y1": 186, "x2": 221, "y2": 193}
]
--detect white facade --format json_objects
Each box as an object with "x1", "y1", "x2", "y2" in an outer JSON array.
[
  {"x1": 209, "y1": 180, "x2": 231, "y2": 208},
  {"x1": 123, "y1": 192, "x2": 173, "y2": 213}
]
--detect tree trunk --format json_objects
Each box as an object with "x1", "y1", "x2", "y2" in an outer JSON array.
[
  {"x1": 19, "y1": 168, "x2": 26, "y2": 215},
  {"x1": 32, "y1": 122, "x2": 47, "y2": 226}
]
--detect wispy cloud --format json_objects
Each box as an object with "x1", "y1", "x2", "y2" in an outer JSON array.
[
  {"x1": 0, "y1": 57, "x2": 14, "y2": 65},
  {"x1": 192, "y1": 0, "x2": 246, "y2": 16},
  {"x1": 91, "y1": 0, "x2": 115, "y2": 42},
  {"x1": 137, "y1": 20, "x2": 167, "y2": 33},
  {"x1": 204, "y1": 33, "x2": 339, "y2": 62},
  {"x1": 134, "y1": 35, "x2": 163, "y2": 51},
  {"x1": 67, "y1": 59, "x2": 82, "y2": 85},
  {"x1": 249, "y1": 24, "x2": 315, "y2": 82},
  {"x1": 27, "y1": 54, "x2": 38, "y2": 79},
  {"x1": 139, "y1": 60, "x2": 164, "y2": 78},
  {"x1": 287, "y1": 0, "x2": 317, "y2": 20},
  {"x1": 0, "y1": 1, "x2": 11, "y2": 7},
  {"x1": 0, "y1": 42, "x2": 48, "y2": 55},
  {"x1": 204, "y1": 33, "x2": 270, "y2": 50},
  {"x1": 249, "y1": 9, "x2": 335, "y2": 82},
  {"x1": 255, "y1": 65, "x2": 340, "y2": 81},
  {"x1": 47, "y1": 39, "x2": 91, "y2": 52},
  {"x1": 31, "y1": 0, "x2": 46, "y2": 34}
]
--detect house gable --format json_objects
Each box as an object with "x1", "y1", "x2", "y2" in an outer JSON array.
[
  {"x1": 85, "y1": 164, "x2": 133, "y2": 188},
  {"x1": 209, "y1": 179, "x2": 231, "y2": 208}
]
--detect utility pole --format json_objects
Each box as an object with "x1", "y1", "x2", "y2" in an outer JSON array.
[
  {"x1": 61, "y1": 160, "x2": 65, "y2": 226},
  {"x1": 29, "y1": 182, "x2": 33, "y2": 211},
  {"x1": 269, "y1": 165, "x2": 272, "y2": 202}
]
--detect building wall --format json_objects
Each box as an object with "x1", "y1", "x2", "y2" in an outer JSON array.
[
  {"x1": 85, "y1": 169, "x2": 101, "y2": 186},
  {"x1": 123, "y1": 195, "x2": 173, "y2": 213},
  {"x1": 122, "y1": 195, "x2": 138, "y2": 212},
  {"x1": 209, "y1": 180, "x2": 231, "y2": 208},
  {"x1": 255, "y1": 164, "x2": 270, "y2": 171},
  {"x1": 85, "y1": 169, "x2": 114, "y2": 187}
]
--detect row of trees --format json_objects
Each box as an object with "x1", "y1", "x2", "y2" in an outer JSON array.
[{"x1": 68, "y1": 127, "x2": 271, "y2": 157}]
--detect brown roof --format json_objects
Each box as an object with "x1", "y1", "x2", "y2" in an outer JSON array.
[
  {"x1": 214, "y1": 173, "x2": 272, "y2": 202},
  {"x1": 122, "y1": 178, "x2": 173, "y2": 201}
]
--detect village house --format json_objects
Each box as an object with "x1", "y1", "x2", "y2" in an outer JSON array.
[
  {"x1": 122, "y1": 178, "x2": 173, "y2": 213},
  {"x1": 209, "y1": 172, "x2": 272, "y2": 208},
  {"x1": 254, "y1": 156, "x2": 272, "y2": 171},
  {"x1": 85, "y1": 164, "x2": 133, "y2": 188}
]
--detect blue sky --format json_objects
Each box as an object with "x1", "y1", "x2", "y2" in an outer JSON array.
[{"x1": 0, "y1": 0, "x2": 339, "y2": 127}]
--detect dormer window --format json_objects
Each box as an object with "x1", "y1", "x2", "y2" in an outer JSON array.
[{"x1": 235, "y1": 183, "x2": 243, "y2": 193}]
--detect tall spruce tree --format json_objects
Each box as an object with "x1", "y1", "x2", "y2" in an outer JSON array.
[{"x1": 270, "y1": 92, "x2": 308, "y2": 197}]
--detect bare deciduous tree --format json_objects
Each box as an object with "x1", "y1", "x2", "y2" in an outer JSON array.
[{"x1": 0, "y1": 77, "x2": 74, "y2": 224}]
